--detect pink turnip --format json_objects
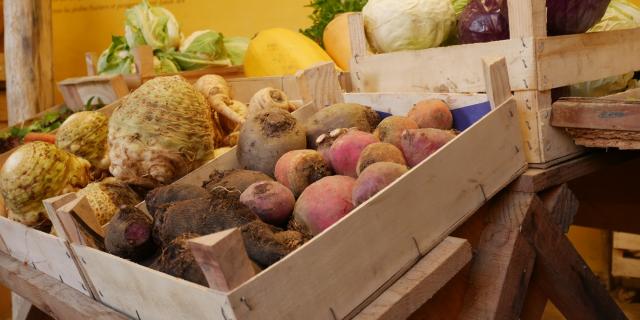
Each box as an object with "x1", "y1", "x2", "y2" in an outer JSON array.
[
  {"x1": 373, "y1": 116, "x2": 419, "y2": 149},
  {"x1": 328, "y1": 130, "x2": 379, "y2": 177},
  {"x1": 274, "y1": 150, "x2": 332, "y2": 197},
  {"x1": 240, "y1": 181, "x2": 295, "y2": 226},
  {"x1": 352, "y1": 162, "x2": 408, "y2": 206},
  {"x1": 408, "y1": 100, "x2": 453, "y2": 130},
  {"x1": 400, "y1": 128, "x2": 456, "y2": 167},
  {"x1": 356, "y1": 142, "x2": 406, "y2": 176}
]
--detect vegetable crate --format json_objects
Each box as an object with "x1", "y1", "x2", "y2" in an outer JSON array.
[
  {"x1": 612, "y1": 232, "x2": 640, "y2": 280},
  {"x1": 348, "y1": 1, "x2": 640, "y2": 166},
  {"x1": 67, "y1": 67, "x2": 526, "y2": 319}
]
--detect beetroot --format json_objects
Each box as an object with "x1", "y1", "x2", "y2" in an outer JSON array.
[
  {"x1": 240, "y1": 181, "x2": 295, "y2": 226},
  {"x1": 240, "y1": 220, "x2": 300, "y2": 268},
  {"x1": 356, "y1": 142, "x2": 406, "y2": 176},
  {"x1": 401, "y1": 129, "x2": 457, "y2": 167},
  {"x1": 104, "y1": 206, "x2": 155, "y2": 261},
  {"x1": 203, "y1": 169, "x2": 273, "y2": 193},
  {"x1": 305, "y1": 103, "x2": 381, "y2": 148},
  {"x1": 237, "y1": 108, "x2": 306, "y2": 176},
  {"x1": 293, "y1": 176, "x2": 356, "y2": 235},
  {"x1": 151, "y1": 233, "x2": 208, "y2": 286},
  {"x1": 315, "y1": 128, "x2": 349, "y2": 169},
  {"x1": 373, "y1": 116, "x2": 419, "y2": 149},
  {"x1": 145, "y1": 184, "x2": 210, "y2": 217},
  {"x1": 328, "y1": 130, "x2": 379, "y2": 178},
  {"x1": 408, "y1": 100, "x2": 453, "y2": 130},
  {"x1": 274, "y1": 149, "x2": 332, "y2": 197},
  {"x1": 352, "y1": 162, "x2": 408, "y2": 206}
]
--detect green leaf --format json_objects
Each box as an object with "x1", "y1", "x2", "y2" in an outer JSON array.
[{"x1": 300, "y1": 0, "x2": 368, "y2": 47}]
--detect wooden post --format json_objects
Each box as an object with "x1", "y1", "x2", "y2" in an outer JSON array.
[
  {"x1": 3, "y1": 0, "x2": 54, "y2": 125},
  {"x1": 482, "y1": 57, "x2": 512, "y2": 110}
]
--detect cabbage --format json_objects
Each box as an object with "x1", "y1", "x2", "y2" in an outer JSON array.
[
  {"x1": 172, "y1": 30, "x2": 231, "y2": 70},
  {"x1": 452, "y1": 0, "x2": 471, "y2": 16},
  {"x1": 458, "y1": 0, "x2": 611, "y2": 44},
  {"x1": 154, "y1": 50, "x2": 180, "y2": 74},
  {"x1": 570, "y1": 0, "x2": 640, "y2": 97},
  {"x1": 124, "y1": 0, "x2": 181, "y2": 50},
  {"x1": 363, "y1": 0, "x2": 456, "y2": 53},
  {"x1": 97, "y1": 36, "x2": 137, "y2": 75},
  {"x1": 458, "y1": 0, "x2": 509, "y2": 44},
  {"x1": 224, "y1": 37, "x2": 250, "y2": 66}
]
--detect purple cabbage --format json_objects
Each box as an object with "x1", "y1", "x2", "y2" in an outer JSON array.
[{"x1": 458, "y1": 0, "x2": 612, "y2": 44}]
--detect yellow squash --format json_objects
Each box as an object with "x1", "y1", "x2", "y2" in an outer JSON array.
[
  {"x1": 323, "y1": 13, "x2": 352, "y2": 71},
  {"x1": 244, "y1": 28, "x2": 334, "y2": 77}
]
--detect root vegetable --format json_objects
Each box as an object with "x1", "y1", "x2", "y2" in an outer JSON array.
[
  {"x1": 273, "y1": 230, "x2": 306, "y2": 250},
  {"x1": 315, "y1": 128, "x2": 348, "y2": 169},
  {"x1": 240, "y1": 181, "x2": 295, "y2": 226},
  {"x1": 248, "y1": 87, "x2": 295, "y2": 114},
  {"x1": 194, "y1": 74, "x2": 231, "y2": 98},
  {"x1": 204, "y1": 169, "x2": 273, "y2": 193},
  {"x1": 108, "y1": 76, "x2": 219, "y2": 188},
  {"x1": 293, "y1": 175, "x2": 356, "y2": 235},
  {"x1": 78, "y1": 178, "x2": 141, "y2": 225},
  {"x1": 223, "y1": 131, "x2": 239, "y2": 147},
  {"x1": 104, "y1": 206, "x2": 155, "y2": 261},
  {"x1": 156, "y1": 188, "x2": 257, "y2": 245},
  {"x1": 329, "y1": 130, "x2": 379, "y2": 177},
  {"x1": 151, "y1": 233, "x2": 208, "y2": 286},
  {"x1": 56, "y1": 111, "x2": 110, "y2": 171},
  {"x1": 238, "y1": 108, "x2": 306, "y2": 176},
  {"x1": 356, "y1": 142, "x2": 406, "y2": 176},
  {"x1": 305, "y1": 103, "x2": 381, "y2": 148},
  {"x1": 373, "y1": 116, "x2": 419, "y2": 149},
  {"x1": 400, "y1": 128, "x2": 457, "y2": 167},
  {"x1": 240, "y1": 220, "x2": 298, "y2": 268},
  {"x1": 408, "y1": 99, "x2": 453, "y2": 129},
  {"x1": 209, "y1": 94, "x2": 247, "y2": 131},
  {"x1": 274, "y1": 150, "x2": 332, "y2": 197},
  {"x1": 145, "y1": 184, "x2": 210, "y2": 217},
  {"x1": 352, "y1": 162, "x2": 408, "y2": 206}
]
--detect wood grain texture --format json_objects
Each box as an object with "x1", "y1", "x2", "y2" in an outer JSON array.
[
  {"x1": 355, "y1": 237, "x2": 472, "y2": 320},
  {"x1": 58, "y1": 75, "x2": 129, "y2": 111},
  {"x1": 344, "y1": 92, "x2": 488, "y2": 112},
  {"x1": 522, "y1": 197, "x2": 626, "y2": 320},
  {"x1": 566, "y1": 127, "x2": 640, "y2": 149},
  {"x1": 507, "y1": 0, "x2": 547, "y2": 37},
  {"x1": 347, "y1": 13, "x2": 368, "y2": 62},
  {"x1": 188, "y1": 229, "x2": 256, "y2": 292},
  {"x1": 295, "y1": 62, "x2": 344, "y2": 108},
  {"x1": 459, "y1": 192, "x2": 537, "y2": 320},
  {"x1": 0, "y1": 252, "x2": 126, "y2": 320},
  {"x1": 42, "y1": 193, "x2": 79, "y2": 242},
  {"x1": 510, "y1": 151, "x2": 636, "y2": 192},
  {"x1": 613, "y1": 232, "x2": 640, "y2": 251},
  {"x1": 483, "y1": 57, "x2": 512, "y2": 109},
  {"x1": 11, "y1": 293, "x2": 51, "y2": 320},
  {"x1": 536, "y1": 27, "x2": 640, "y2": 90},
  {"x1": 552, "y1": 98, "x2": 640, "y2": 131},
  {"x1": 4, "y1": 0, "x2": 54, "y2": 125}
]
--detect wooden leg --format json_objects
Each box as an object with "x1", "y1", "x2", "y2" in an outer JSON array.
[
  {"x1": 520, "y1": 184, "x2": 579, "y2": 320},
  {"x1": 522, "y1": 196, "x2": 626, "y2": 320},
  {"x1": 11, "y1": 293, "x2": 50, "y2": 320},
  {"x1": 458, "y1": 192, "x2": 538, "y2": 319}
]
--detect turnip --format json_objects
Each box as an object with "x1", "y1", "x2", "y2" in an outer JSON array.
[
  {"x1": 104, "y1": 206, "x2": 156, "y2": 261},
  {"x1": 204, "y1": 169, "x2": 273, "y2": 193},
  {"x1": 238, "y1": 108, "x2": 306, "y2": 176},
  {"x1": 248, "y1": 87, "x2": 295, "y2": 114},
  {"x1": 145, "y1": 184, "x2": 210, "y2": 217},
  {"x1": 373, "y1": 116, "x2": 419, "y2": 149},
  {"x1": 78, "y1": 178, "x2": 141, "y2": 226},
  {"x1": 329, "y1": 130, "x2": 379, "y2": 177},
  {"x1": 274, "y1": 149, "x2": 332, "y2": 197},
  {"x1": 401, "y1": 128, "x2": 457, "y2": 167},
  {"x1": 240, "y1": 181, "x2": 295, "y2": 226},
  {"x1": 151, "y1": 233, "x2": 208, "y2": 286},
  {"x1": 407, "y1": 99, "x2": 453, "y2": 130},
  {"x1": 356, "y1": 142, "x2": 406, "y2": 176},
  {"x1": 305, "y1": 103, "x2": 381, "y2": 148},
  {"x1": 315, "y1": 128, "x2": 348, "y2": 169},
  {"x1": 293, "y1": 176, "x2": 356, "y2": 235},
  {"x1": 352, "y1": 162, "x2": 408, "y2": 206}
]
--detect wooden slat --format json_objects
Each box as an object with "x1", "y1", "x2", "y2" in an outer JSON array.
[
  {"x1": 510, "y1": 151, "x2": 637, "y2": 192},
  {"x1": 229, "y1": 99, "x2": 526, "y2": 320},
  {"x1": 344, "y1": 92, "x2": 488, "y2": 112},
  {"x1": 552, "y1": 98, "x2": 640, "y2": 131},
  {"x1": 566, "y1": 127, "x2": 640, "y2": 149},
  {"x1": 521, "y1": 197, "x2": 626, "y2": 320},
  {"x1": 295, "y1": 62, "x2": 344, "y2": 108},
  {"x1": 354, "y1": 237, "x2": 471, "y2": 320},
  {"x1": 72, "y1": 245, "x2": 233, "y2": 320},
  {"x1": 536, "y1": 27, "x2": 640, "y2": 90},
  {"x1": 458, "y1": 192, "x2": 537, "y2": 319},
  {"x1": 11, "y1": 293, "x2": 51, "y2": 320},
  {"x1": 347, "y1": 13, "x2": 368, "y2": 62},
  {"x1": 507, "y1": 0, "x2": 547, "y2": 38},
  {"x1": 482, "y1": 57, "x2": 512, "y2": 109},
  {"x1": 348, "y1": 12, "x2": 536, "y2": 93},
  {"x1": 0, "y1": 252, "x2": 127, "y2": 320},
  {"x1": 613, "y1": 232, "x2": 640, "y2": 251},
  {"x1": 612, "y1": 249, "x2": 640, "y2": 279},
  {"x1": 57, "y1": 75, "x2": 128, "y2": 111},
  {"x1": 4, "y1": 0, "x2": 54, "y2": 125}
]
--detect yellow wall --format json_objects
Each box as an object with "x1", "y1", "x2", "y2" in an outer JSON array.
[{"x1": 52, "y1": 0, "x2": 312, "y2": 102}]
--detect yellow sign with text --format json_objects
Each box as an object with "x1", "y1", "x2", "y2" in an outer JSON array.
[{"x1": 51, "y1": 0, "x2": 311, "y2": 102}]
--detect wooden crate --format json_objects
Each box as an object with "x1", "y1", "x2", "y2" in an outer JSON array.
[
  {"x1": 58, "y1": 74, "x2": 129, "y2": 112},
  {"x1": 612, "y1": 232, "x2": 640, "y2": 279},
  {"x1": 68, "y1": 86, "x2": 526, "y2": 319},
  {"x1": 347, "y1": 1, "x2": 640, "y2": 166}
]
